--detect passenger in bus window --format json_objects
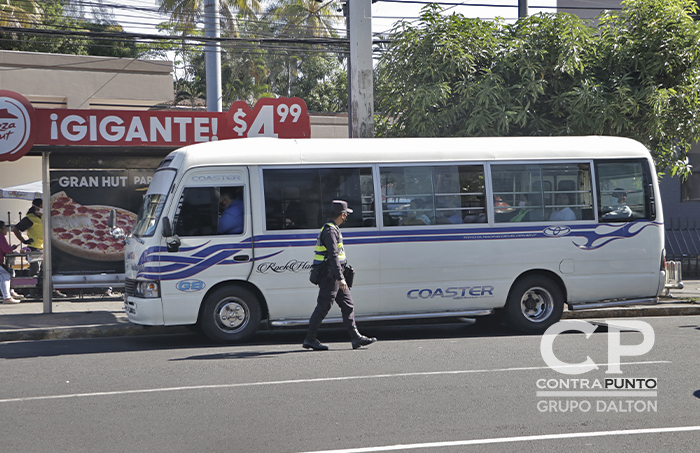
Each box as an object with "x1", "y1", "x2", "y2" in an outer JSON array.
[
  {"x1": 601, "y1": 188, "x2": 633, "y2": 220},
  {"x1": 304, "y1": 200, "x2": 376, "y2": 351},
  {"x1": 549, "y1": 192, "x2": 576, "y2": 221},
  {"x1": 401, "y1": 198, "x2": 431, "y2": 225},
  {"x1": 436, "y1": 201, "x2": 463, "y2": 224},
  {"x1": 218, "y1": 187, "x2": 244, "y2": 234},
  {"x1": 510, "y1": 195, "x2": 532, "y2": 222}
]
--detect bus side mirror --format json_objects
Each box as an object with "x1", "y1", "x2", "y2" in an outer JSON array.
[
  {"x1": 162, "y1": 217, "x2": 181, "y2": 253},
  {"x1": 108, "y1": 209, "x2": 125, "y2": 240}
]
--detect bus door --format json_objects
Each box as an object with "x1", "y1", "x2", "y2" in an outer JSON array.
[{"x1": 161, "y1": 168, "x2": 252, "y2": 325}]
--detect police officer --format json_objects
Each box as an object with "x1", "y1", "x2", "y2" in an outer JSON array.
[
  {"x1": 303, "y1": 200, "x2": 376, "y2": 351},
  {"x1": 12, "y1": 199, "x2": 67, "y2": 298}
]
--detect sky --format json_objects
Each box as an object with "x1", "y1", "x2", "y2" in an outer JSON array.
[{"x1": 105, "y1": 0, "x2": 559, "y2": 37}]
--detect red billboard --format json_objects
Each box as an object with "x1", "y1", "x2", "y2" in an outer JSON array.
[{"x1": 0, "y1": 91, "x2": 311, "y2": 161}]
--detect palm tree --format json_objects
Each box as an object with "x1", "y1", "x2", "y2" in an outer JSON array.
[
  {"x1": 157, "y1": 0, "x2": 262, "y2": 36},
  {"x1": 265, "y1": 0, "x2": 341, "y2": 38},
  {"x1": 263, "y1": 0, "x2": 343, "y2": 97},
  {"x1": 0, "y1": 0, "x2": 42, "y2": 28}
]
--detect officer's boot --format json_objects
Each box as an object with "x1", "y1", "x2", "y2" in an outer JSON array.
[
  {"x1": 350, "y1": 327, "x2": 376, "y2": 349},
  {"x1": 302, "y1": 328, "x2": 329, "y2": 351}
]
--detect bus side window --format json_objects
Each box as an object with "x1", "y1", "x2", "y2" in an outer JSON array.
[
  {"x1": 174, "y1": 187, "x2": 219, "y2": 236},
  {"x1": 380, "y1": 165, "x2": 485, "y2": 227},
  {"x1": 262, "y1": 168, "x2": 375, "y2": 230},
  {"x1": 491, "y1": 163, "x2": 592, "y2": 223},
  {"x1": 595, "y1": 160, "x2": 652, "y2": 222}
]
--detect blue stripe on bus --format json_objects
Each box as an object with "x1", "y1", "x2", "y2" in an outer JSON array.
[{"x1": 135, "y1": 221, "x2": 661, "y2": 280}]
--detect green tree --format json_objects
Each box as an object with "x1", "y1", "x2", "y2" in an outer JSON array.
[
  {"x1": 375, "y1": 0, "x2": 700, "y2": 177},
  {"x1": 0, "y1": 0, "x2": 41, "y2": 27},
  {"x1": 157, "y1": 0, "x2": 262, "y2": 36},
  {"x1": 291, "y1": 53, "x2": 346, "y2": 112},
  {"x1": 0, "y1": 0, "x2": 146, "y2": 58},
  {"x1": 262, "y1": 0, "x2": 344, "y2": 100}
]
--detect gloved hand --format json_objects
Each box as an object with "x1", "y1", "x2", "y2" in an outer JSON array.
[{"x1": 23, "y1": 238, "x2": 33, "y2": 244}]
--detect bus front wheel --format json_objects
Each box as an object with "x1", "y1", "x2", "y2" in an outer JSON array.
[
  {"x1": 200, "y1": 286, "x2": 261, "y2": 343},
  {"x1": 504, "y1": 276, "x2": 563, "y2": 334}
]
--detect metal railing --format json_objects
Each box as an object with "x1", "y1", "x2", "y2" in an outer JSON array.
[{"x1": 665, "y1": 217, "x2": 700, "y2": 276}]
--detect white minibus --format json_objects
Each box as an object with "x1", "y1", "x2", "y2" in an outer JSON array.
[{"x1": 121, "y1": 136, "x2": 666, "y2": 343}]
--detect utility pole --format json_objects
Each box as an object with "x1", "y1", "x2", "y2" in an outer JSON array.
[
  {"x1": 204, "y1": 0, "x2": 222, "y2": 112},
  {"x1": 345, "y1": 0, "x2": 374, "y2": 138},
  {"x1": 518, "y1": 0, "x2": 528, "y2": 18}
]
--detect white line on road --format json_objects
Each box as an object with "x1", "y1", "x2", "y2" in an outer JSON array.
[
  {"x1": 0, "y1": 360, "x2": 670, "y2": 404},
  {"x1": 290, "y1": 426, "x2": 700, "y2": 453}
]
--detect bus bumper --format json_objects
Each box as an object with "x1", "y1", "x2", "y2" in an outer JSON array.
[{"x1": 124, "y1": 296, "x2": 165, "y2": 326}]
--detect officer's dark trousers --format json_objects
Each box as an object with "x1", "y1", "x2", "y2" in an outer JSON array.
[{"x1": 308, "y1": 276, "x2": 356, "y2": 334}]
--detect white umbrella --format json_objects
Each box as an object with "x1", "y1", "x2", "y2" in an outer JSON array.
[{"x1": 0, "y1": 181, "x2": 42, "y2": 200}]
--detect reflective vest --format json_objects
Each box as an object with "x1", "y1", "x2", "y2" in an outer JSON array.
[
  {"x1": 26, "y1": 213, "x2": 43, "y2": 249},
  {"x1": 313, "y1": 222, "x2": 346, "y2": 265}
]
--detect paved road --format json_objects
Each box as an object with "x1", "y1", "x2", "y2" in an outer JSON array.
[{"x1": 0, "y1": 317, "x2": 698, "y2": 452}]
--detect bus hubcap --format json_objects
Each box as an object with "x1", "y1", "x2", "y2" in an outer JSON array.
[
  {"x1": 520, "y1": 287, "x2": 553, "y2": 322},
  {"x1": 216, "y1": 299, "x2": 248, "y2": 330}
]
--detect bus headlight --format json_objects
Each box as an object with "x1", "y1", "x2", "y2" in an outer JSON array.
[{"x1": 134, "y1": 280, "x2": 160, "y2": 298}]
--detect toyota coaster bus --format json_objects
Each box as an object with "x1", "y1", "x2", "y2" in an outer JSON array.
[{"x1": 120, "y1": 136, "x2": 666, "y2": 343}]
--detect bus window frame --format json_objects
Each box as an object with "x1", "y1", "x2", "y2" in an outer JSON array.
[{"x1": 259, "y1": 164, "x2": 379, "y2": 233}]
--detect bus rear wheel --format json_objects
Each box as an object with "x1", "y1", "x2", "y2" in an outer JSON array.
[
  {"x1": 200, "y1": 286, "x2": 261, "y2": 343},
  {"x1": 504, "y1": 276, "x2": 563, "y2": 334}
]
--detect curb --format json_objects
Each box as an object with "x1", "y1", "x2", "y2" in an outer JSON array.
[
  {"x1": 0, "y1": 323, "x2": 192, "y2": 342},
  {"x1": 1, "y1": 303, "x2": 699, "y2": 343},
  {"x1": 562, "y1": 303, "x2": 700, "y2": 320}
]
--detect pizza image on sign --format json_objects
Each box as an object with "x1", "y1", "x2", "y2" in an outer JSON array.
[{"x1": 50, "y1": 191, "x2": 137, "y2": 261}]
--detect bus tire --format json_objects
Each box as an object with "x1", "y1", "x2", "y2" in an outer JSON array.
[
  {"x1": 200, "y1": 286, "x2": 261, "y2": 343},
  {"x1": 504, "y1": 276, "x2": 563, "y2": 334}
]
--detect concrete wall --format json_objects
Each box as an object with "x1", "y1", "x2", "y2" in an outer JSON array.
[
  {"x1": 0, "y1": 50, "x2": 174, "y2": 110},
  {"x1": 310, "y1": 113, "x2": 348, "y2": 139}
]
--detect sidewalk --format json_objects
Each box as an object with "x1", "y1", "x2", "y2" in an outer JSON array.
[{"x1": 1, "y1": 283, "x2": 699, "y2": 342}]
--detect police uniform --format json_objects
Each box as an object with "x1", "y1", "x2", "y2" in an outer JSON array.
[{"x1": 303, "y1": 200, "x2": 376, "y2": 351}]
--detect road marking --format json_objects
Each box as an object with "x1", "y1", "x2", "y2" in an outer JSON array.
[
  {"x1": 0, "y1": 360, "x2": 669, "y2": 404},
  {"x1": 289, "y1": 426, "x2": 700, "y2": 453}
]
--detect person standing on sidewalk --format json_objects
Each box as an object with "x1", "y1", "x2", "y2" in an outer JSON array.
[
  {"x1": 303, "y1": 200, "x2": 376, "y2": 351},
  {"x1": 12, "y1": 199, "x2": 66, "y2": 298},
  {"x1": 0, "y1": 221, "x2": 21, "y2": 304}
]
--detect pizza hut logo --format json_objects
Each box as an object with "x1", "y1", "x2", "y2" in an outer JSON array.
[{"x1": 0, "y1": 91, "x2": 37, "y2": 162}]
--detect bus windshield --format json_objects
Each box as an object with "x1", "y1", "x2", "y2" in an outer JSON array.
[{"x1": 132, "y1": 168, "x2": 176, "y2": 237}]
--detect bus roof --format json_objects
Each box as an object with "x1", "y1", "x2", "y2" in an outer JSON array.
[{"x1": 168, "y1": 136, "x2": 652, "y2": 168}]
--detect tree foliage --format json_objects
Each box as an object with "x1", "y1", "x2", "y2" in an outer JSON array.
[
  {"x1": 160, "y1": 0, "x2": 347, "y2": 109},
  {"x1": 0, "y1": 0, "x2": 145, "y2": 58},
  {"x1": 375, "y1": 0, "x2": 700, "y2": 177}
]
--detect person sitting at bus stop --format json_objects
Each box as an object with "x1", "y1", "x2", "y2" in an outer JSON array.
[
  {"x1": 218, "y1": 187, "x2": 244, "y2": 234},
  {"x1": 303, "y1": 200, "x2": 376, "y2": 351},
  {"x1": 0, "y1": 221, "x2": 21, "y2": 304},
  {"x1": 549, "y1": 192, "x2": 577, "y2": 221},
  {"x1": 12, "y1": 199, "x2": 67, "y2": 298}
]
